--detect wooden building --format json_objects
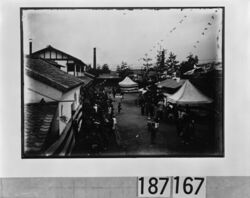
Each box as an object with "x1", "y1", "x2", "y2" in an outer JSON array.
[
  {"x1": 30, "y1": 45, "x2": 87, "y2": 77},
  {"x1": 24, "y1": 57, "x2": 93, "y2": 156}
]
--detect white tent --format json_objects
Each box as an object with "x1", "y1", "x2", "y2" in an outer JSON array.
[
  {"x1": 119, "y1": 76, "x2": 138, "y2": 92},
  {"x1": 166, "y1": 80, "x2": 213, "y2": 105}
]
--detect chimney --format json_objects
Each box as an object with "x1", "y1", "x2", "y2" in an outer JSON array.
[
  {"x1": 29, "y1": 39, "x2": 32, "y2": 55},
  {"x1": 93, "y1": 47, "x2": 96, "y2": 70}
]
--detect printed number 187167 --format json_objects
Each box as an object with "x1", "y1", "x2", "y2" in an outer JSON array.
[{"x1": 138, "y1": 177, "x2": 206, "y2": 198}]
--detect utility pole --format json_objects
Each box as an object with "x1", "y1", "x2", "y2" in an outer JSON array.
[{"x1": 29, "y1": 38, "x2": 32, "y2": 55}]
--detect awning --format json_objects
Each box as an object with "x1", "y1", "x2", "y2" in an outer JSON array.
[
  {"x1": 165, "y1": 80, "x2": 213, "y2": 105},
  {"x1": 119, "y1": 76, "x2": 138, "y2": 88}
]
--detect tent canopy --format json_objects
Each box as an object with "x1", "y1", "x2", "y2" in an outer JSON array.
[
  {"x1": 157, "y1": 78, "x2": 186, "y2": 89},
  {"x1": 119, "y1": 76, "x2": 138, "y2": 88},
  {"x1": 166, "y1": 80, "x2": 213, "y2": 105}
]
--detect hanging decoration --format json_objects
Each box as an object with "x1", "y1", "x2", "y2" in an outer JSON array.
[{"x1": 137, "y1": 8, "x2": 222, "y2": 65}]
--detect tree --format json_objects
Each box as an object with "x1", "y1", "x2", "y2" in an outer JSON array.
[
  {"x1": 142, "y1": 53, "x2": 153, "y2": 71},
  {"x1": 97, "y1": 65, "x2": 101, "y2": 71},
  {"x1": 85, "y1": 64, "x2": 91, "y2": 70},
  {"x1": 120, "y1": 61, "x2": 129, "y2": 70},
  {"x1": 156, "y1": 49, "x2": 167, "y2": 69},
  {"x1": 101, "y1": 64, "x2": 111, "y2": 73},
  {"x1": 116, "y1": 65, "x2": 121, "y2": 73},
  {"x1": 180, "y1": 53, "x2": 199, "y2": 77},
  {"x1": 187, "y1": 54, "x2": 199, "y2": 65},
  {"x1": 166, "y1": 52, "x2": 179, "y2": 76},
  {"x1": 117, "y1": 61, "x2": 133, "y2": 78}
]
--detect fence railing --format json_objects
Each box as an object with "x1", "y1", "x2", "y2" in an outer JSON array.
[{"x1": 45, "y1": 104, "x2": 82, "y2": 157}]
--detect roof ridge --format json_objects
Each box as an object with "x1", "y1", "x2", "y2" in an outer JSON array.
[
  {"x1": 25, "y1": 58, "x2": 86, "y2": 92},
  {"x1": 34, "y1": 58, "x2": 85, "y2": 83},
  {"x1": 26, "y1": 67, "x2": 69, "y2": 89},
  {"x1": 31, "y1": 45, "x2": 85, "y2": 65}
]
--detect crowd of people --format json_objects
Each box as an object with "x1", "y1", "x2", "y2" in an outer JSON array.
[
  {"x1": 76, "y1": 80, "x2": 196, "y2": 152},
  {"x1": 137, "y1": 85, "x2": 164, "y2": 144},
  {"x1": 173, "y1": 105, "x2": 196, "y2": 144},
  {"x1": 78, "y1": 84, "x2": 121, "y2": 153},
  {"x1": 138, "y1": 85, "x2": 196, "y2": 145}
]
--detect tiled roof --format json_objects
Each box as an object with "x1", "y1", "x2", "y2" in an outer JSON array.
[
  {"x1": 43, "y1": 59, "x2": 65, "y2": 68},
  {"x1": 97, "y1": 73, "x2": 120, "y2": 79},
  {"x1": 78, "y1": 75, "x2": 93, "y2": 85},
  {"x1": 83, "y1": 72, "x2": 96, "y2": 79},
  {"x1": 24, "y1": 102, "x2": 58, "y2": 155},
  {"x1": 26, "y1": 58, "x2": 85, "y2": 92}
]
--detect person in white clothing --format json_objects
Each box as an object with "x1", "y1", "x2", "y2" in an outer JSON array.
[{"x1": 112, "y1": 117, "x2": 117, "y2": 131}]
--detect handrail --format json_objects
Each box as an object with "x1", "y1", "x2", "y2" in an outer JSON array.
[
  {"x1": 59, "y1": 128, "x2": 74, "y2": 156},
  {"x1": 45, "y1": 104, "x2": 82, "y2": 157},
  {"x1": 45, "y1": 119, "x2": 73, "y2": 156}
]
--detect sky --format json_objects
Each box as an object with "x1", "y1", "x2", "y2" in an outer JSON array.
[{"x1": 23, "y1": 8, "x2": 223, "y2": 70}]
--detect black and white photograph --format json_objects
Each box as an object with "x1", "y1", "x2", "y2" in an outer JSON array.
[{"x1": 21, "y1": 7, "x2": 224, "y2": 158}]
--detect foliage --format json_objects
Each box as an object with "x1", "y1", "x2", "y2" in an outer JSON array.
[
  {"x1": 116, "y1": 61, "x2": 133, "y2": 78},
  {"x1": 180, "y1": 53, "x2": 199, "y2": 77},
  {"x1": 156, "y1": 49, "x2": 166, "y2": 69},
  {"x1": 86, "y1": 63, "x2": 111, "y2": 76},
  {"x1": 101, "y1": 64, "x2": 111, "y2": 73},
  {"x1": 142, "y1": 53, "x2": 153, "y2": 70},
  {"x1": 165, "y1": 52, "x2": 179, "y2": 76}
]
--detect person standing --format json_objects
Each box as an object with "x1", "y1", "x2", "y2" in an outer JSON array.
[
  {"x1": 145, "y1": 102, "x2": 150, "y2": 118},
  {"x1": 151, "y1": 118, "x2": 159, "y2": 145},
  {"x1": 141, "y1": 103, "x2": 145, "y2": 115},
  {"x1": 112, "y1": 87, "x2": 116, "y2": 99},
  {"x1": 112, "y1": 116, "x2": 117, "y2": 131},
  {"x1": 147, "y1": 118, "x2": 152, "y2": 133},
  {"x1": 150, "y1": 120, "x2": 156, "y2": 145},
  {"x1": 121, "y1": 92, "x2": 124, "y2": 100}
]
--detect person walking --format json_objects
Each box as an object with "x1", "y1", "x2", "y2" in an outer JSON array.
[{"x1": 118, "y1": 102, "x2": 122, "y2": 113}]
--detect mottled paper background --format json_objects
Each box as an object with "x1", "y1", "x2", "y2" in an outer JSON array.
[{"x1": 0, "y1": 177, "x2": 250, "y2": 198}]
